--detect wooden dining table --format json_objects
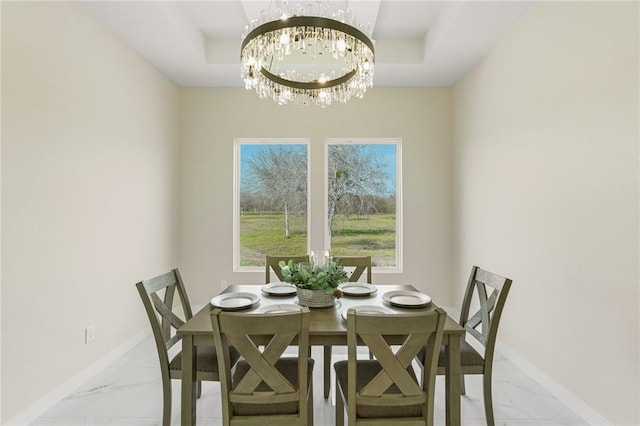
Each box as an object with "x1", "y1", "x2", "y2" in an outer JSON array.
[{"x1": 177, "y1": 284, "x2": 465, "y2": 426}]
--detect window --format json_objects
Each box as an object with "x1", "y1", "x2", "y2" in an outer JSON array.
[
  {"x1": 233, "y1": 138, "x2": 402, "y2": 272},
  {"x1": 326, "y1": 139, "x2": 402, "y2": 270},
  {"x1": 234, "y1": 139, "x2": 310, "y2": 269}
]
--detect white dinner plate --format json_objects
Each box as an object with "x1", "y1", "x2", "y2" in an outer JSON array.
[
  {"x1": 382, "y1": 290, "x2": 432, "y2": 308},
  {"x1": 262, "y1": 282, "x2": 297, "y2": 296},
  {"x1": 338, "y1": 283, "x2": 377, "y2": 297},
  {"x1": 258, "y1": 304, "x2": 301, "y2": 314},
  {"x1": 210, "y1": 292, "x2": 260, "y2": 310},
  {"x1": 341, "y1": 305, "x2": 394, "y2": 321}
]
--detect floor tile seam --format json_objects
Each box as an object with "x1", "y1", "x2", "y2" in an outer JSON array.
[{"x1": 33, "y1": 415, "x2": 164, "y2": 419}]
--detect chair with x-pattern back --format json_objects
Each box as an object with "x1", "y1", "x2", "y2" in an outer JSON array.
[
  {"x1": 334, "y1": 307, "x2": 446, "y2": 426},
  {"x1": 211, "y1": 307, "x2": 314, "y2": 426},
  {"x1": 416, "y1": 265, "x2": 513, "y2": 426},
  {"x1": 136, "y1": 269, "x2": 238, "y2": 426},
  {"x1": 333, "y1": 256, "x2": 372, "y2": 283}
]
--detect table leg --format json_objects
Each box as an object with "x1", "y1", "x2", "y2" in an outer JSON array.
[
  {"x1": 445, "y1": 335, "x2": 461, "y2": 426},
  {"x1": 323, "y1": 345, "x2": 332, "y2": 398},
  {"x1": 181, "y1": 335, "x2": 196, "y2": 426}
]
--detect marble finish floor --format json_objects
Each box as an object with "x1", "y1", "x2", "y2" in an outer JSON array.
[{"x1": 32, "y1": 336, "x2": 588, "y2": 426}]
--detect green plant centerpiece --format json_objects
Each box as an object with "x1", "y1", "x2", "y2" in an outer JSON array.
[{"x1": 279, "y1": 258, "x2": 348, "y2": 307}]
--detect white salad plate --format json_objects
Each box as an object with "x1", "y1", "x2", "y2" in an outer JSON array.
[
  {"x1": 262, "y1": 282, "x2": 297, "y2": 296},
  {"x1": 341, "y1": 305, "x2": 394, "y2": 321},
  {"x1": 382, "y1": 290, "x2": 432, "y2": 308},
  {"x1": 258, "y1": 304, "x2": 301, "y2": 314},
  {"x1": 210, "y1": 292, "x2": 260, "y2": 310},
  {"x1": 338, "y1": 282, "x2": 377, "y2": 297}
]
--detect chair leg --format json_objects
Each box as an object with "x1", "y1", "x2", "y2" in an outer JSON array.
[
  {"x1": 162, "y1": 377, "x2": 171, "y2": 426},
  {"x1": 460, "y1": 373, "x2": 466, "y2": 395},
  {"x1": 196, "y1": 380, "x2": 202, "y2": 398},
  {"x1": 335, "y1": 377, "x2": 344, "y2": 426},
  {"x1": 324, "y1": 345, "x2": 332, "y2": 398},
  {"x1": 483, "y1": 373, "x2": 495, "y2": 426},
  {"x1": 308, "y1": 377, "x2": 314, "y2": 426}
]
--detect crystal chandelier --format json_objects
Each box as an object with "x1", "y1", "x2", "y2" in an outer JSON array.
[{"x1": 241, "y1": 2, "x2": 375, "y2": 107}]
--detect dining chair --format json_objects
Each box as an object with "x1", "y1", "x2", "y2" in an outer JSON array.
[
  {"x1": 416, "y1": 265, "x2": 513, "y2": 426},
  {"x1": 334, "y1": 307, "x2": 446, "y2": 426},
  {"x1": 265, "y1": 255, "x2": 309, "y2": 283},
  {"x1": 323, "y1": 255, "x2": 373, "y2": 398},
  {"x1": 210, "y1": 306, "x2": 314, "y2": 426},
  {"x1": 333, "y1": 255, "x2": 372, "y2": 283},
  {"x1": 136, "y1": 269, "x2": 239, "y2": 426}
]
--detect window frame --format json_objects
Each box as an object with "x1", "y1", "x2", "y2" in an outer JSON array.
[
  {"x1": 233, "y1": 138, "x2": 311, "y2": 272},
  {"x1": 324, "y1": 138, "x2": 403, "y2": 273}
]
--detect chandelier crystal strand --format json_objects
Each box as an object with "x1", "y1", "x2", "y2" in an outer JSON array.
[{"x1": 240, "y1": 3, "x2": 375, "y2": 107}]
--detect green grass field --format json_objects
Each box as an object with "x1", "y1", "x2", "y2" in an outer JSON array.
[{"x1": 239, "y1": 213, "x2": 396, "y2": 267}]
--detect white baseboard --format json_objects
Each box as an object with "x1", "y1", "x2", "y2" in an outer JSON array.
[
  {"x1": 496, "y1": 341, "x2": 612, "y2": 426},
  {"x1": 4, "y1": 329, "x2": 150, "y2": 426}
]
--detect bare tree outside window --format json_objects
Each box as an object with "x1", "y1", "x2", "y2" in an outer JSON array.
[
  {"x1": 237, "y1": 142, "x2": 308, "y2": 267},
  {"x1": 245, "y1": 145, "x2": 307, "y2": 238},
  {"x1": 327, "y1": 144, "x2": 389, "y2": 234},
  {"x1": 327, "y1": 142, "x2": 399, "y2": 268}
]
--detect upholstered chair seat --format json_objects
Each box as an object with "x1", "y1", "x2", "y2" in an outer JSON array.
[
  {"x1": 232, "y1": 358, "x2": 315, "y2": 416},
  {"x1": 334, "y1": 359, "x2": 423, "y2": 418}
]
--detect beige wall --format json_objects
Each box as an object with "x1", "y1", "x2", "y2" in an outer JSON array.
[
  {"x1": 178, "y1": 88, "x2": 453, "y2": 305},
  {"x1": 1, "y1": 2, "x2": 180, "y2": 421},
  {"x1": 452, "y1": 2, "x2": 639, "y2": 424}
]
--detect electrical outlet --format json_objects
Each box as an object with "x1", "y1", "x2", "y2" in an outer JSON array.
[{"x1": 85, "y1": 325, "x2": 95, "y2": 344}]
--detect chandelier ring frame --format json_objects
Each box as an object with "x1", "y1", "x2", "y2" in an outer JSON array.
[
  {"x1": 241, "y1": 16, "x2": 375, "y2": 55},
  {"x1": 241, "y1": 15, "x2": 375, "y2": 90},
  {"x1": 259, "y1": 67, "x2": 357, "y2": 90}
]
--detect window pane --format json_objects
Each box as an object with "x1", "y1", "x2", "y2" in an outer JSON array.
[
  {"x1": 327, "y1": 142, "x2": 399, "y2": 268},
  {"x1": 237, "y1": 142, "x2": 308, "y2": 267}
]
